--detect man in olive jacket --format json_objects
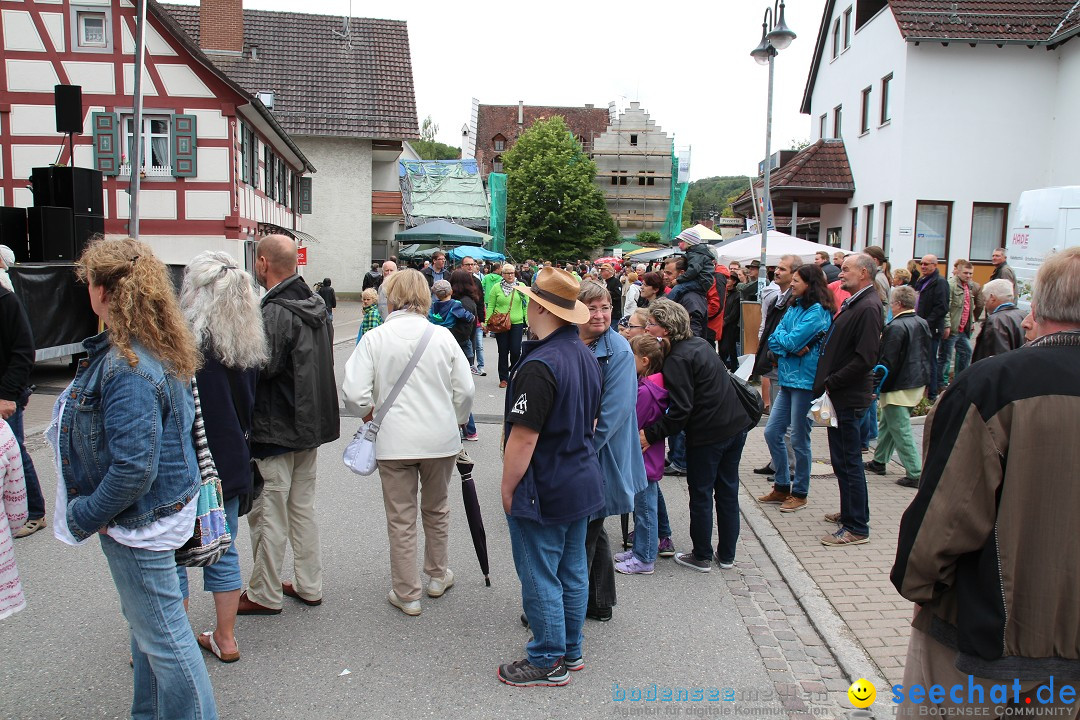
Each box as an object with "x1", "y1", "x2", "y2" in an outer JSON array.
[{"x1": 241, "y1": 234, "x2": 340, "y2": 614}]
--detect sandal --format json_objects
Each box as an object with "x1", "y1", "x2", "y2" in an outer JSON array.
[{"x1": 197, "y1": 631, "x2": 240, "y2": 663}]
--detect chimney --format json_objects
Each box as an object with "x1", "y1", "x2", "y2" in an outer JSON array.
[
  {"x1": 518, "y1": 101, "x2": 523, "y2": 125},
  {"x1": 585, "y1": 103, "x2": 594, "y2": 109},
  {"x1": 199, "y1": 0, "x2": 244, "y2": 55}
]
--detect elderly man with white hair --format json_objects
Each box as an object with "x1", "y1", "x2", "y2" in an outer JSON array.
[{"x1": 971, "y1": 278, "x2": 1026, "y2": 362}]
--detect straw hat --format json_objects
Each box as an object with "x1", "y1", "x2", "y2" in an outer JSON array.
[{"x1": 518, "y1": 267, "x2": 589, "y2": 324}]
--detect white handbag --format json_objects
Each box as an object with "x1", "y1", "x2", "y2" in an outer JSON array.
[{"x1": 343, "y1": 325, "x2": 435, "y2": 475}]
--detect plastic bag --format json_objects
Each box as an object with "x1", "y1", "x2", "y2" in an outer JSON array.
[{"x1": 810, "y1": 392, "x2": 837, "y2": 427}]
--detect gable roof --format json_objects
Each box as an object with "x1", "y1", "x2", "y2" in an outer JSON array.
[
  {"x1": 162, "y1": 3, "x2": 419, "y2": 140},
  {"x1": 800, "y1": 0, "x2": 1080, "y2": 113},
  {"x1": 731, "y1": 139, "x2": 855, "y2": 213},
  {"x1": 474, "y1": 104, "x2": 611, "y2": 177}
]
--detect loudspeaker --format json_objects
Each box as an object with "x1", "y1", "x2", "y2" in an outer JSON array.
[
  {"x1": 0, "y1": 207, "x2": 28, "y2": 257},
  {"x1": 74, "y1": 213, "x2": 104, "y2": 255},
  {"x1": 30, "y1": 166, "x2": 103, "y2": 215},
  {"x1": 27, "y1": 206, "x2": 75, "y2": 262},
  {"x1": 54, "y1": 84, "x2": 83, "y2": 135}
]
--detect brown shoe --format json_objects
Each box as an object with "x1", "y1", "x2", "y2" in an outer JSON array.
[
  {"x1": 236, "y1": 591, "x2": 281, "y2": 615},
  {"x1": 756, "y1": 488, "x2": 790, "y2": 504},
  {"x1": 823, "y1": 511, "x2": 841, "y2": 524},
  {"x1": 13, "y1": 517, "x2": 46, "y2": 539},
  {"x1": 499, "y1": 380, "x2": 508, "y2": 388},
  {"x1": 779, "y1": 496, "x2": 807, "y2": 513},
  {"x1": 282, "y1": 581, "x2": 322, "y2": 606},
  {"x1": 821, "y1": 529, "x2": 869, "y2": 546}
]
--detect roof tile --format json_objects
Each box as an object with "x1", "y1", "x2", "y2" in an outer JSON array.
[{"x1": 890, "y1": 0, "x2": 1080, "y2": 43}]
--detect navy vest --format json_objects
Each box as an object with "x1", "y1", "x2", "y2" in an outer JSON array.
[{"x1": 504, "y1": 324, "x2": 605, "y2": 525}]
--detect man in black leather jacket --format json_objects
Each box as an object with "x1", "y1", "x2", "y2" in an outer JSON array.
[{"x1": 866, "y1": 285, "x2": 930, "y2": 488}]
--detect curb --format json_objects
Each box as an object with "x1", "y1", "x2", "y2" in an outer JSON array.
[{"x1": 738, "y1": 483, "x2": 889, "y2": 696}]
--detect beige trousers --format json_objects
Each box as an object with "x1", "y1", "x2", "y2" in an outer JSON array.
[
  {"x1": 899, "y1": 627, "x2": 1079, "y2": 719},
  {"x1": 378, "y1": 455, "x2": 455, "y2": 602},
  {"x1": 246, "y1": 448, "x2": 322, "y2": 608}
]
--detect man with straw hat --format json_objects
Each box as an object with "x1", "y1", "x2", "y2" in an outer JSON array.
[{"x1": 498, "y1": 267, "x2": 605, "y2": 687}]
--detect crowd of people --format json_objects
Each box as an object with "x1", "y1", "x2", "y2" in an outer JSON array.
[{"x1": 0, "y1": 227, "x2": 1075, "y2": 710}]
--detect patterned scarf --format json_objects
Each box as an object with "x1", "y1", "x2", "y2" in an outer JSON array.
[{"x1": 501, "y1": 279, "x2": 516, "y2": 296}]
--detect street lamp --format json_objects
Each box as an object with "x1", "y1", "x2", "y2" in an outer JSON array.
[{"x1": 750, "y1": 0, "x2": 796, "y2": 296}]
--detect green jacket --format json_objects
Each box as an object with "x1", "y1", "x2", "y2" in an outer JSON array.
[
  {"x1": 481, "y1": 272, "x2": 502, "y2": 296},
  {"x1": 948, "y1": 277, "x2": 983, "y2": 334},
  {"x1": 485, "y1": 282, "x2": 528, "y2": 325}
]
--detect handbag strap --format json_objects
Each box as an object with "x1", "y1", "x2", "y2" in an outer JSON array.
[{"x1": 372, "y1": 324, "x2": 435, "y2": 428}]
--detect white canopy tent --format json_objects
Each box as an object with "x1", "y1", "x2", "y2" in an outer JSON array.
[{"x1": 711, "y1": 232, "x2": 849, "y2": 266}]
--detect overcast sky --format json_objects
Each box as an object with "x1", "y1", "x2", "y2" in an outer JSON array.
[{"x1": 179, "y1": 0, "x2": 828, "y2": 180}]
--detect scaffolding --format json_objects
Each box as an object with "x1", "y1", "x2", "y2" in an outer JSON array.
[
  {"x1": 399, "y1": 160, "x2": 489, "y2": 230},
  {"x1": 488, "y1": 172, "x2": 506, "y2": 255}
]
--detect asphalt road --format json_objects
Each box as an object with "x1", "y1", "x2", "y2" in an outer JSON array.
[{"x1": 5, "y1": 332, "x2": 799, "y2": 719}]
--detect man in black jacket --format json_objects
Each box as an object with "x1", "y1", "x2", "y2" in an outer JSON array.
[
  {"x1": 813, "y1": 254, "x2": 883, "y2": 546},
  {"x1": 865, "y1": 285, "x2": 930, "y2": 488},
  {"x1": 914, "y1": 255, "x2": 949, "y2": 401},
  {"x1": 240, "y1": 234, "x2": 340, "y2": 615},
  {"x1": 663, "y1": 257, "x2": 707, "y2": 339}
]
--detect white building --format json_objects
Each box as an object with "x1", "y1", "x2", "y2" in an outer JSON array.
[{"x1": 799, "y1": 0, "x2": 1080, "y2": 277}]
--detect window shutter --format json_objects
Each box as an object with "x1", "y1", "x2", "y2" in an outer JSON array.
[
  {"x1": 298, "y1": 176, "x2": 312, "y2": 215},
  {"x1": 170, "y1": 113, "x2": 197, "y2": 177},
  {"x1": 92, "y1": 112, "x2": 120, "y2": 176}
]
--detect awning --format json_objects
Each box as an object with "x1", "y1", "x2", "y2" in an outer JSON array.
[{"x1": 257, "y1": 223, "x2": 321, "y2": 244}]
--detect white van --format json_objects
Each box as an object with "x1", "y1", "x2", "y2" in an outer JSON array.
[{"x1": 1007, "y1": 186, "x2": 1080, "y2": 308}]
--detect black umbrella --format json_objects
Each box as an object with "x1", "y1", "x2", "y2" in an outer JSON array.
[{"x1": 456, "y1": 448, "x2": 490, "y2": 586}]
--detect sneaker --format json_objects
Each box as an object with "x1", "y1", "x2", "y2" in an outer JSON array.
[
  {"x1": 471, "y1": 366, "x2": 487, "y2": 376},
  {"x1": 757, "y1": 488, "x2": 790, "y2": 504},
  {"x1": 388, "y1": 590, "x2": 421, "y2": 616},
  {"x1": 674, "y1": 552, "x2": 712, "y2": 573},
  {"x1": 753, "y1": 462, "x2": 775, "y2": 475},
  {"x1": 657, "y1": 537, "x2": 676, "y2": 558},
  {"x1": 779, "y1": 496, "x2": 808, "y2": 513},
  {"x1": 586, "y1": 607, "x2": 612, "y2": 622},
  {"x1": 896, "y1": 476, "x2": 920, "y2": 488},
  {"x1": 613, "y1": 550, "x2": 634, "y2": 563},
  {"x1": 823, "y1": 511, "x2": 841, "y2": 524},
  {"x1": 864, "y1": 459, "x2": 888, "y2": 475},
  {"x1": 615, "y1": 556, "x2": 654, "y2": 575},
  {"x1": 471, "y1": 366, "x2": 482, "y2": 375},
  {"x1": 13, "y1": 517, "x2": 46, "y2": 539},
  {"x1": 712, "y1": 552, "x2": 735, "y2": 569},
  {"x1": 663, "y1": 463, "x2": 687, "y2": 477},
  {"x1": 564, "y1": 656, "x2": 584, "y2": 672},
  {"x1": 497, "y1": 658, "x2": 570, "y2": 687},
  {"x1": 463, "y1": 433, "x2": 479, "y2": 442},
  {"x1": 623, "y1": 530, "x2": 634, "y2": 549},
  {"x1": 821, "y1": 529, "x2": 869, "y2": 547},
  {"x1": 427, "y1": 569, "x2": 454, "y2": 598}
]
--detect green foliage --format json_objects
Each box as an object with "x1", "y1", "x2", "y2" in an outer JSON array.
[
  {"x1": 686, "y1": 176, "x2": 752, "y2": 221},
  {"x1": 413, "y1": 115, "x2": 461, "y2": 160},
  {"x1": 636, "y1": 231, "x2": 661, "y2": 245},
  {"x1": 504, "y1": 116, "x2": 618, "y2": 260},
  {"x1": 789, "y1": 137, "x2": 811, "y2": 151},
  {"x1": 681, "y1": 197, "x2": 693, "y2": 230}
]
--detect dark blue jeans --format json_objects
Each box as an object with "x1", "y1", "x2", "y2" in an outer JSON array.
[
  {"x1": 859, "y1": 398, "x2": 879, "y2": 447},
  {"x1": 667, "y1": 431, "x2": 687, "y2": 470},
  {"x1": 684, "y1": 431, "x2": 748, "y2": 565},
  {"x1": 9, "y1": 398, "x2": 45, "y2": 520},
  {"x1": 657, "y1": 485, "x2": 671, "y2": 539},
  {"x1": 827, "y1": 406, "x2": 870, "y2": 537},
  {"x1": 495, "y1": 323, "x2": 525, "y2": 382},
  {"x1": 927, "y1": 337, "x2": 942, "y2": 397}
]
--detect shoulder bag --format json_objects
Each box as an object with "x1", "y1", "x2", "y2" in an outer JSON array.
[
  {"x1": 343, "y1": 324, "x2": 436, "y2": 476},
  {"x1": 176, "y1": 378, "x2": 233, "y2": 567},
  {"x1": 728, "y1": 371, "x2": 765, "y2": 432},
  {"x1": 485, "y1": 288, "x2": 517, "y2": 334}
]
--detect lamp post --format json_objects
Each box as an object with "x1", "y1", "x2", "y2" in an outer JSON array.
[{"x1": 750, "y1": 0, "x2": 796, "y2": 296}]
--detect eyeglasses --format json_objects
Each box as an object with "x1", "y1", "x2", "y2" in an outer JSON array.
[
  {"x1": 588, "y1": 305, "x2": 612, "y2": 315},
  {"x1": 645, "y1": 320, "x2": 660, "y2": 328},
  {"x1": 626, "y1": 324, "x2": 646, "y2": 330}
]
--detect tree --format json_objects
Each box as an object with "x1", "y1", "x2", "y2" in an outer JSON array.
[
  {"x1": 412, "y1": 115, "x2": 461, "y2": 161},
  {"x1": 636, "y1": 231, "x2": 661, "y2": 245},
  {"x1": 503, "y1": 116, "x2": 618, "y2": 260}
]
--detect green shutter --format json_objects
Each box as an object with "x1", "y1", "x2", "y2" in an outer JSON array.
[
  {"x1": 298, "y1": 176, "x2": 312, "y2": 215},
  {"x1": 92, "y1": 112, "x2": 120, "y2": 176},
  {"x1": 171, "y1": 113, "x2": 197, "y2": 177}
]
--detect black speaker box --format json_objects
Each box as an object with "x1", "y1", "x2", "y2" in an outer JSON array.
[
  {"x1": 27, "y1": 206, "x2": 75, "y2": 262},
  {"x1": 74, "y1": 213, "x2": 104, "y2": 255},
  {"x1": 0, "y1": 207, "x2": 29, "y2": 258},
  {"x1": 30, "y1": 166, "x2": 103, "y2": 215},
  {"x1": 54, "y1": 84, "x2": 83, "y2": 134}
]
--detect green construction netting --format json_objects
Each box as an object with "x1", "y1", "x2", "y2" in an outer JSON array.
[
  {"x1": 661, "y1": 148, "x2": 688, "y2": 242},
  {"x1": 488, "y1": 172, "x2": 507, "y2": 255},
  {"x1": 401, "y1": 161, "x2": 490, "y2": 230}
]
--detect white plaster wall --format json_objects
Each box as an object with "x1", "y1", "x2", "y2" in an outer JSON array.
[
  {"x1": 144, "y1": 235, "x2": 240, "y2": 266},
  {"x1": 12, "y1": 144, "x2": 61, "y2": 177},
  {"x1": 2, "y1": 10, "x2": 45, "y2": 51},
  {"x1": 193, "y1": 146, "x2": 229, "y2": 182},
  {"x1": 294, "y1": 135, "x2": 372, "y2": 293},
  {"x1": 40, "y1": 12, "x2": 64, "y2": 51},
  {"x1": 114, "y1": 189, "x2": 176, "y2": 219},
  {"x1": 186, "y1": 109, "x2": 228, "y2": 139},
  {"x1": 185, "y1": 190, "x2": 230, "y2": 220},
  {"x1": 156, "y1": 64, "x2": 214, "y2": 97},
  {"x1": 9, "y1": 104, "x2": 63, "y2": 136},
  {"x1": 5, "y1": 59, "x2": 60, "y2": 92},
  {"x1": 62, "y1": 61, "x2": 116, "y2": 94},
  {"x1": 1050, "y1": 40, "x2": 1080, "y2": 187},
  {"x1": 372, "y1": 158, "x2": 398, "y2": 191},
  {"x1": 122, "y1": 64, "x2": 159, "y2": 95}
]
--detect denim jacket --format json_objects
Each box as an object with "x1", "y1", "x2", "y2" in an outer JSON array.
[{"x1": 61, "y1": 331, "x2": 200, "y2": 542}]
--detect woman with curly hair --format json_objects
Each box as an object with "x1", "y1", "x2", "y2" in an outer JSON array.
[{"x1": 50, "y1": 237, "x2": 218, "y2": 717}]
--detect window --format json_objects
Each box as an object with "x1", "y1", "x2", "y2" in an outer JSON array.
[
  {"x1": 833, "y1": 105, "x2": 843, "y2": 138},
  {"x1": 882, "y1": 201, "x2": 892, "y2": 256},
  {"x1": 843, "y1": 7, "x2": 852, "y2": 49},
  {"x1": 819, "y1": 114, "x2": 827, "y2": 139},
  {"x1": 492, "y1": 156, "x2": 503, "y2": 173},
  {"x1": 832, "y1": 19, "x2": 841, "y2": 59},
  {"x1": 122, "y1": 115, "x2": 170, "y2": 173},
  {"x1": 264, "y1": 146, "x2": 273, "y2": 197},
  {"x1": 826, "y1": 227, "x2": 843, "y2": 247},
  {"x1": 850, "y1": 207, "x2": 859, "y2": 249},
  {"x1": 880, "y1": 73, "x2": 892, "y2": 124},
  {"x1": 864, "y1": 204, "x2": 874, "y2": 247},
  {"x1": 915, "y1": 200, "x2": 953, "y2": 259},
  {"x1": 277, "y1": 158, "x2": 286, "y2": 203},
  {"x1": 629, "y1": 134, "x2": 638, "y2": 147},
  {"x1": 78, "y1": 11, "x2": 107, "y2": 47},
  {"x1": 860, "y1": 87, "x2": 871, "y2": 134},
  {"x1": 240, "y1": 123, "x2": 251, "y2": 184},
  {"x1": 493, "y1": 135, "x2": 505, "y2": 151},
  {"x1": 970, "y1": 203, "x2": 1008, "y2": 261}
]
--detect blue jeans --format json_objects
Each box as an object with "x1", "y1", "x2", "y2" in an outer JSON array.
[
  {"x1": 927, "y1": 337, "x2": 942, "y2": 397},
  {"x1": 473, "y1": 326, "x2": 485, "y2": 371},
  {"x1": 462, "y1": 414, "x2": 477, "y2": 436},
  {"x1": 938, "y1": 331, "x2": 972, "y2": 385},
  {"x1": 859, "y1": 398, "x2": 879, "y2": 447},
  {"x1": 9, "y1": 398, "x2": 45, "y2": 520},
  {"x1": 495, "y1": 324, "x2": 525, "y2": 382},
  {"x1": 631, "y1": 483, "x2": 658, "y2": 564},
  {"x1": 656, "y1": 485, "x2": 671, "y2": 539},
  {"x1": 684, "y1": 431, "x2": 748, "y2": 564},
  {"x1": 100, "y1": 534, "x2": 219, "y2": 720},
  {"x1": 506, "y1": 514, "x2": 588, "y2": 668},
  {"x1": 827, "y1": 406, "x2": 870, "y2": 537},
  {"x1": 764, "y1": 387, "x2": 814, "y2": 498},
  {"x1": 667, "y1": 431, "x2": 687, "y2": 470},
  {"x1": 177, "y1": 496, "x2": 242, "y2": 596}
]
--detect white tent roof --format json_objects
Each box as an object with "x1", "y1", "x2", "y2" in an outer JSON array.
[
  {"x1": 711, "y1": 232, "x2": 849, "y2": 266},
  {"x1": 683, "y1": 223, "x2": 723, "y2": 241}
]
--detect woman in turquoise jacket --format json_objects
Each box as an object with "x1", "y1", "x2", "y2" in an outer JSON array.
[{"x1": 758, "y1": 264, "x2": 834, "y2": 512}]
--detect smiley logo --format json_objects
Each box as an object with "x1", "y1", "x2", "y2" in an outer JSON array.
[{"x1": 847, "y1": 678, "x2": 876, "y2": 708}]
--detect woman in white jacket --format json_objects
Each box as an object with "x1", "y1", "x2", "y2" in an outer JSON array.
[{"x1": 342, "y1": 269, "x2": 474, "y2": 617}]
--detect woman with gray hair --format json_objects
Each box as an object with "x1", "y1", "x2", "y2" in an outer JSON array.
[{"x1": 177, "y1": 250, "x2": 268, "y2": 663}]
